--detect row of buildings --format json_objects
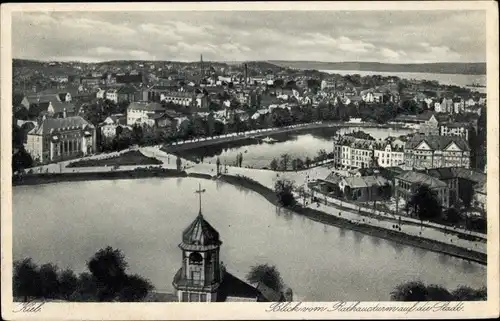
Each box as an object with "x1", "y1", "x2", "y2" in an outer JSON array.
[{"x1": 332, "y1": 133, "x2": 470, "y2": 172}]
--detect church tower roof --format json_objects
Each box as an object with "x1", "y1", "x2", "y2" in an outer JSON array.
[
  {"x1": 179, "y1": 183, "x2": 222, "y2": 251},
  {"x1": 181, "y1": 213, "x2": 221, "y2": 250}
]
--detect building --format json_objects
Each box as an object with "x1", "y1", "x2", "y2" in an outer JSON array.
[
  {"x1": 117, "y1": 84, "x2": 141, "y2": 103},
  {"x1": 162, "y1": 91, "x2": 196, "y2": 107},
  {"x1": 332, "y1": 136, "x2": 376, "y2": 169},
  {"x1": 404, "y1": 135, "x2": 470, "y2": 170},
  {"x1": 100, "y1": 114, "x2": 127, "y2": 139},
  {"x1": 423, "y1": 168, "x2": 460, "y2": 206},
  {"x1": 105, "y1": 89, "x2": 118, "y2": 103},
  {"x1": 338, "y1": 175, "x2": 391, "y2": 202},
  {"x1": 439, "y1": 122, "x2": 471, "y2": 141},
  {"x1": 25, "y1": 116, "x2": 96, "y2": 164},
  {"x1": 394, "y1": 171, "x2": 450, "y2": 209},
  {"x1": 373, "y1": 141, "x2": 405, "y2": 168},
  {"x1": 417, "y1": 112, "x2": 439, "y2": 135},
  {"x1": 126, "y1": 101, "x2": 167, "y2": 126},
  {"x1": 172, "y1": 185, "x2": 288, "y2": 302}
]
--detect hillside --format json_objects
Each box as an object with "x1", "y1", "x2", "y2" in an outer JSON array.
[{"x1": 267, "y1": 61, "x2": 486, "y2": 75}]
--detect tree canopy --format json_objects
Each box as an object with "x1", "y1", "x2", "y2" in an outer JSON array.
[
  {"x1": 246, "y1": 264, "x2": 284, "y2": 293},
  {"x1": 391, "y1": 281, "x2": 486, "y2": 301},
  {"x1": 13, "y1": 246, "x2": 154, "y2": 302}
]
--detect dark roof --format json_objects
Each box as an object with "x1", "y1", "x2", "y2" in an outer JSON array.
[
  {"x1": 424, "y1": 168, "x2": 457, "y2": 180},
  {"x1": 396, "y1": 171, "x2": 447, "y2": 188},
  {"x1": 180, "y1": 213, "x2": 221, "y2": 249},
  {"x1": 29, "y1": 116, "x2": 94, "y2": 135},
  {"x1": 127, "y1": 101, "x2": 165, "y2": 112},
  {"x1": 451, "y1": 167, "x2": 486, "y2": 185},
  {"x1": 405, "y1": 135, "x2": 470, "y2": 151},
  {"x1": 25, "y1": 94, "x2": 60, "y2": 105},
  {"x1": 50, "y1": 101, "x2": 76, "y2": 114},
  {"x1": 323, "y1": 172, "x2": 342, "y2": 184},
  {"x1": 217, "y1": 271, "x2": 260, "y2": 302},
  {"x1": 117, "y1": 84, "x2": 139, "y2": 94}
]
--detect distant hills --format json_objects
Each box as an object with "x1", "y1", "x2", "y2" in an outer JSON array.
[
  {"x1": 268, "y1": 61, "x2": 486, "y2": 75},
  {"x1": 13, "y1": 58, "x2": 486, "y2": 75}
]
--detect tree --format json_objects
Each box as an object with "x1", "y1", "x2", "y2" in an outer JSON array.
[
  {"x1": 274, "y1": 178, "x2": 296, "y2": 207},
  {"x1": 451, "y1": 286, "x2": 487, "y2": 301},
  {"x1": 176, "y1": 156, "x2": 182, "y2": 171},
  {"x1": 87, "y1": 246, "x2": 128, "y2": 301},
  {"x1": 305, "y1": 157, "x2": 312, "y2": 168},
  {"x1": 58, "y1": 269, "x2": 78, "y2": 300},
  {"x1": 390, "y1": 281, "x2": 428, "y2": 301},
  {"x1": 295, "y1": 158, "x2": 305, "y2": 170},
  {"x1": 39, "y1": 263, "x2": 60, "y2": 299},
  {"x1": 459, "y1": 180, "x2": 474, "y2": 208},
  {"x1": 444, "y1": 207, "x2": 461, "y2": 224},
  {"x1": 270, "y1": 158, "x2": 279, "y2": 171},
  {"x1": 279, "y1": 153, "x2": 291, "y2": 171},
  {"x1": 246, "y1": 264, "x2": 284, "y2": 293},
  {"x1": 405, "y1": 184, "x2": 442, "y2": 222},
  {"x1": 12, "y1": 148, "x2": 33, "y2": 173},
  {"x1": 13, "y1": 258, "x2": 41, "y2": 302},
  {"x1": 118, "y1": 274, "x2": 154, "y2": 302}
]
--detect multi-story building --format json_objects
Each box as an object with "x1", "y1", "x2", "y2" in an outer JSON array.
[
  {"x1": 162, "y1": 91, "x2": 196, "y2": 107},
  {"x1": 404, "y1": 135, "x2": 470, "y2": 170},
  {"x1": 439, "y1": 122, "x2": 471, "y2": 141},
  {"x1": 333, "y1": 136, "x2": 375, "y2": 169},
  {"x1": 100, "y1": 114, "x2": 127, "y2": 139},
  {"x1": 25, "y1": 116, "x2": 96, "y2": 164},
  {"x1": 127, "y1": 101, "x2": 166, "y2": 126},
  {"x1": 395, "y1": 171, "x2": 450, "y2": 210},
  {"x1": 373, "y1": 141, "x2": 405, "y2": 168}
]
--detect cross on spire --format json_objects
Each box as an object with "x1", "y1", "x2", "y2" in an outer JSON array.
[{"x1": 194, "y1": 183, "x2": 206, "y2": 215}]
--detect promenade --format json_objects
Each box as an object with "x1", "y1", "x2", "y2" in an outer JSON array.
[{"x1": 23, "y1": 145, "x2": 486, "y2": 258}]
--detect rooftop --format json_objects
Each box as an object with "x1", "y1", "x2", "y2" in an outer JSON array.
[
  {"x1": 180, "y1": 213, "x2": 221, "y2": 250},
  {"x1": 29, "y1": 116, "x2": 94, "y2": 135},
  {"x1": 396, "y1": 171, "x2": 447, "y2": 189},
  {"x1": 405, "y1": 135, "x2": 470, "y2": 151}
]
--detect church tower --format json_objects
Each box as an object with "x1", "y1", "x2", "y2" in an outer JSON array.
[
  {"x1": 200, "y1": 54, "x2": 204, "y2": 84},
  {"x1": 172, "y1": 184, "x2": 224, "y2": 302}
]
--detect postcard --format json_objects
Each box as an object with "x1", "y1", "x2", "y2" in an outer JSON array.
[{"x1": 1, "y1": 1, "x2": 499, "y2": 320}]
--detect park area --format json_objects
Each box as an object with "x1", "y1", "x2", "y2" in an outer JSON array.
[{"x1": 67, "y1": 151, "x2": 162, "y2": 168}]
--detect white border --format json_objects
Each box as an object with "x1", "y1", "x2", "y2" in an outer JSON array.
[{"x1": 1, "y1": 2, "x2": 499, "y2": 320}]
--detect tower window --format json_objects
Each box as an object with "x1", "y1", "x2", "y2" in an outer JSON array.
[{"x1": 189, "y1": 252, "x2": 203, "y2": 265}]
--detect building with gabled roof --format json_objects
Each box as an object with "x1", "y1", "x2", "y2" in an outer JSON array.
[
  {"x1": 25, "y1": 116, "x2": 96, "y2": 164},
  {"x1": 394, "y1": 170, "x2": 450, "y2": 208},
  {"x1": 127, "y1": 101, "x2": 166, "y2": 126},
  {"x1": 404, "y1": 135, "x2": 470, "y2": 169}
]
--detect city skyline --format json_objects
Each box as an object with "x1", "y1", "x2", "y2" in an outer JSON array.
[{"x1": 12, "y1": 10, "x2": 486, "y2": 64}]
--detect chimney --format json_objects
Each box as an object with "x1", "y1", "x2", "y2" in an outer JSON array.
[
  {"x1": 63, "y1": 108, "x2": 67, "y2": 118},
  {"x1": 244, "y1": 63, "x2": 248, "y2": 88}
]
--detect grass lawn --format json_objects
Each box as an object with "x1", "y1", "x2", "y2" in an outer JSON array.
[{"x1": 67, "y1": 151, "x2": 163, "y2": 168}]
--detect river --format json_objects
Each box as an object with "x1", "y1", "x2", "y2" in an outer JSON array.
[
  {"x1": 320, "y1": 69, "x2": 487, "y2": 94},
  {"x1": 13, "y1": 177, "x2": 486, "y2": 301},
  {"x1": 180, "y1": 127, "x2": 413, "y2": 168}
]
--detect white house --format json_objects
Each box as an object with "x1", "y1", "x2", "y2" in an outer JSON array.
[{"x1": 105, "y1": 89, "x2": 118, "y2": 103}]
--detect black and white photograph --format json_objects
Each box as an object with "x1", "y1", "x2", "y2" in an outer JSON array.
[{"x1": 1, "y1": 1, "x2": 498, "y2": 320}]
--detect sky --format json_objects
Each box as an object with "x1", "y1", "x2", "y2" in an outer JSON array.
[{"x1": 11, "y1": 10, "x2": 486, "y2": 64}]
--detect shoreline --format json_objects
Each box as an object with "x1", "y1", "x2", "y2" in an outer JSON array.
[
  {"x1": 162, "y1": 122, "x2": 406, "y2": 153},
  {"x1": 13, "y1": 170, "x2": 487, "y2": 265}
]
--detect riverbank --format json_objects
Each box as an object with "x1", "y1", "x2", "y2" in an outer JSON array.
[
  {"x1": 219, "y1": 174, "x2": 487, "y2": 265},
  {"x1": 12, "y1": 168, "x2": 486, "y2": 264},
  {"x1": 162, "y1": 121, "x2": 403, "y2": 153}
]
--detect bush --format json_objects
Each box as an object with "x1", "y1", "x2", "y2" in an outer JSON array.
[{"x1": 274, "y1": 179, "x2": 296, "y2": 207}]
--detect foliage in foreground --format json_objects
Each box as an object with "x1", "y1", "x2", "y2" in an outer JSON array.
[
  {"x1": 246, "y1": 264, "x2": 285, "y2": 293},
  {"x1": 13, "y1": 246, "x2": 154, "y2": 302},
  {"x1": 274, "y1": 178, "x2": 296, "y2": 207},
  {"x1": 390, "y1": 281, "x2": 487, "y2": 301}
]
